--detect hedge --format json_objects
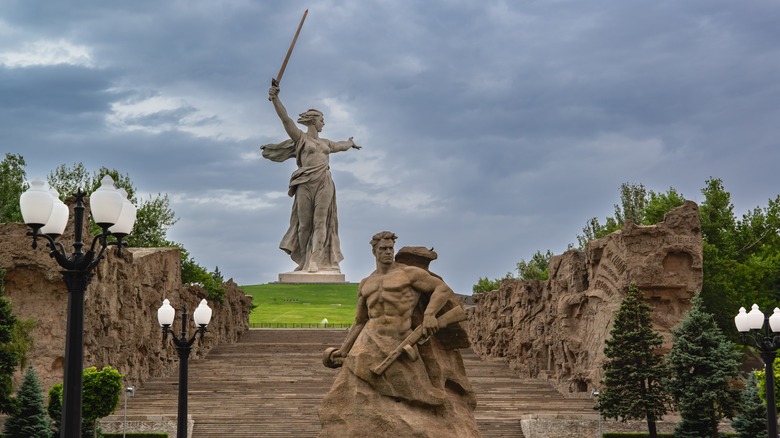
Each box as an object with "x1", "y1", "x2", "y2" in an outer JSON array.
[
  {"x1": 604, "y1": 434, "x2": 674, "y2": 438},
  {"x1": 603, "y1": 434, "x2": 738, "y2": 438},
  {"x1": 103, "y1": 433, "x2": 168, "y2": 438}
]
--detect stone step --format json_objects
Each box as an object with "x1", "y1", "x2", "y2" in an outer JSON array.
[{"x1": 105, "y1": 329, "x2": 593, "y2": 437}]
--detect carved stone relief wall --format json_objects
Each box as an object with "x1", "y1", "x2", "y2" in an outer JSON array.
[
  {"x1": 466, "y1": 201, "x2": 702, "y2": 394},
  {"x1": 0, "y1": 222, "x2": 252, "y2": 391}
]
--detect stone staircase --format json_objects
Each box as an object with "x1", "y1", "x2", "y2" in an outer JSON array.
[{"x1": 106, "y1": 329, "x2": 596, "y2": 437}]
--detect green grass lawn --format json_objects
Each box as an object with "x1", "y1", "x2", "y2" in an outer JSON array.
[{"x1": 241, "y1": 283, "x2": 358, "y2": 326}]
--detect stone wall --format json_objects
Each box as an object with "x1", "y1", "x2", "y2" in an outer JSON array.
[
  {"x1": 0, "y1": 221, "x2": 252, "y2": 392},
  {"x1": 466, "y1": 201, "x2": 702, "y2": 395}
]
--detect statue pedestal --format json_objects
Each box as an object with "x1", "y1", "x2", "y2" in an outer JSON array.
[{"x1": 278, "y1": 271, "x2": 346, "y2": 284}]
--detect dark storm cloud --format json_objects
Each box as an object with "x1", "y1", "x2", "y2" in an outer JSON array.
[
  {"x1": 0, "y1": 66, "x2": 117, "y2": 135},
  {"x1": 2, "y1": 0, "x2": 779, "y2": 292}
]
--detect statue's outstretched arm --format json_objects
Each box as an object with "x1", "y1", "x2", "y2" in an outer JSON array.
[
  {"x1": 329, "y1": 137, "x2": 362, "y2": 152},
  {"x1": 268, "y1": 85, "x2": 301, "y2": 141}
]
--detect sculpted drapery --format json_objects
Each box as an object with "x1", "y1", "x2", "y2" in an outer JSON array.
[
  {"x1": 263, "y1": 85, "x2": 360, "y2": 272},
  {"x1": 261, "y1": 135, "x2": 343, "y2": 271}
]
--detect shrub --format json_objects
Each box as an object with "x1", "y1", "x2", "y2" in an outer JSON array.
[
  {"x1": 472, "y1": 276, "x2": 501, "y2": 294},
  {"x1": 103, "y1": 434, "x2": 168, "y2": 438},
  {"x1": 48, "y1": 366, "x2": 124, "y2": 438},
  {"x1": 603, "y1": 434, "x2": 737, "y2": 438},
  {"x1": 604, "y1": 434, "x2": 675, "y2": 438},
  {"x1": 731, "y1": 372, "x2": 766, "y2": 438}
]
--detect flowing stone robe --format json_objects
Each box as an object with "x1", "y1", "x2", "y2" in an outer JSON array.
[{"x1": 261, "y1": 134, "x2": 344, "y2": 271}]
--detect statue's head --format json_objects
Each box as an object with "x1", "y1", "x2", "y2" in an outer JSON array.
[
  {"x1": 370, "y1": 231, "x2": 397, "y2": 263},
  {"x1": 297, "y1": 109, "x2": 324, "y2": 131}
]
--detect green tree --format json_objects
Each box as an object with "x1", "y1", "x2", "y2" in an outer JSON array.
[
  {"x1": 570, "y1": 178, "x2": 780, "y2": 344},
  {"x1": 516, "y1": 250, "x2": 553, "y2": 280},
  {"x1": 2, "y1": 367, "x2": 51, "y2": 438},
  {"x1": 0, "y1": 153, "x2": 28, "y2": 223},
  {"x1": 47, "y1": 162, "x2": 91, "y2": 201},
  {"x1": 698, "y1": 178, "x2": 780, "y2": 336},
  {"x1": 667, "y1": 294, "x2": 741, "y2": 438},
  {"x1": 180, "y1": 246, "x2": 208, "y2": 284},
  {"x1": 46, "y1": 384, "x2": 62, "y2": 434},
  {"x1": 700, "y1": 178, "x2": 737, "y2": 252},
  {"x1": 6, "y1": 156, "x2": 230, "y2": 318},
  {"x1": 644, "y1": 187, "x2": 685, "y2": 224},
  {"x1": 753, "y1": 356, "x2": 780, "y2": 413},
  {"x1": 180, "y1": 247, "x2": 225, "y2": 303},
  {"x1": 48, "y1": 366, "x2": 124, "y2": 438},
  {"x1": 0, "y1": 269, "x2": 37, "y2": 417},
  {"x1": 697, "y1": 178, "x2": 739, "y2": 334},
  {"x1": 204, "y1": 266, "x2": 226, "y2": 304},
  {"x1": 472, "y1": 277, "x2": 501, "y2": 294},
  {"x1": 43, "y1": 161, "x2": 231, "y2": 294},
  {"x1": 0, "y1": 271, "x2": 18, "y2": 415},
  {"x1": 47, "y1": 163, "x2": 174, "y2": 245},
  {"x1": 127, "y1": 193, "x2": 177, "y2": 248},
  {"x1": 10, "y1": 317, "x2": 37, "y2": 371},
  {"x1": 732, "y1": 197, "x2": 780, "y2": 304},
  {"x1": 8, "y1": 155, "x2": 202, "y2": 254},
  {"x1": 576, "y1": 183, "x2": 684, "y2": 248},
  {"x1": 731, "y1": 372, "x2": 767, "y2": 438},
  {"x1": 577, "y1": 216, "x2": 621, "y2": 248},
  {"x1": 595, "y1": 283, "x2": 670, "y2": 438},
  {"x1": 615, "y1": 182, "x2": 648, "y2": 226},
  {"x1": 48, "y1": 164, "x2": 137, "y2": 202},
  {"x1": 82, "y1": 366, "x2": 123, "y2": 437}
]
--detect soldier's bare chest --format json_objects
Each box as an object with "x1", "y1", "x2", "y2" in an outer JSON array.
[{"x1": 363, "y1": 272, "x2": 416, "y2": 306}]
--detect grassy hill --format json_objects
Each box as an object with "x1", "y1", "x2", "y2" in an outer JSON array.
[{"x1": 241, "y1": 283, "x2": 358, "y2": 327}]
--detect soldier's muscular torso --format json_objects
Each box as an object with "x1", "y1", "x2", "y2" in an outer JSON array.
[{"x1": 360, "y1": 266, "x2": 427, "y2": 339}]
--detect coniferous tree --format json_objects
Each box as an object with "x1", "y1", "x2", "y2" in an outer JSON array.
[
  {"x1": 595, "y1": 283, "x2": 670, "y2": 438},
  {"x1": 731, "y1": 372, "x2": 768, "y2": 438},
  {"x1": 2, "y1": 367, "x2": 51, "y2": 438},
  {"x1": 667, "y1": 294, "x2": 741, "y2": 438},
  {"x1": 0, "y1": 270, "x2": 19, "y2": 415}
]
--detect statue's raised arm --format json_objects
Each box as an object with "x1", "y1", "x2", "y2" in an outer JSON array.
[{"x1": 268, "y1": 85, "x2": 301, "y2": 142}]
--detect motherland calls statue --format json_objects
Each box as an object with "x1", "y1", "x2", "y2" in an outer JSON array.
[
  {"x1": 319, "y1": 232, "x2": 481, "y2": 438},
  {"x1": 262, "y1": 84, "x2": 360, "y2": 274}
]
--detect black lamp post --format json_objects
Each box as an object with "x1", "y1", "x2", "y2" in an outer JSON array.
[
  {"x1": 157, "y1": 298, "x2": 212, "y2": 438},
  {"x1": 735, "y1": 304, "x2": 780, "y2": 438},
  {"x1": 20, "y1": 176, "x2": 136, "y2": 438}
]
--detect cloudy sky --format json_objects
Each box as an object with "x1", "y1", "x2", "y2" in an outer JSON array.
[{"x1": 2, "y1": 0, "x2": 779, "y2": 294}]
